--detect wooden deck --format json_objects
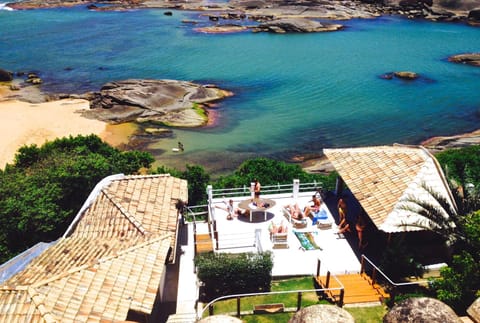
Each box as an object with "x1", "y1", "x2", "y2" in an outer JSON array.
[{"x1": 316, "y1": 273, "x2": 389, "y2": 305}]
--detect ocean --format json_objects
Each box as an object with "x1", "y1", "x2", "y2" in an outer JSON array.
[{"x1": 1, "y1": 5, "x2": 480, "y2": 173}]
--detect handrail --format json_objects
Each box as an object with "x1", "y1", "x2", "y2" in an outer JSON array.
[
  {"x1": 199, "y1": 259, "x2": 344, "y2": 319},
  {"x1": 209, "y1": 181, "x2": 323, "y2": 199},
  {"x1": 361, "y1": 254, "x2": 429, "y2": 287},
  {"x1": 198, "y1": 285, "x2": 344, "y2": 320}
]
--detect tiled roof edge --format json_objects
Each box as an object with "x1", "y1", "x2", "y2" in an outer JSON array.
[
  {"x1": 112, "y1": 174, "x2": 173, "y2": 181},
  {"x1": 101, "y1": 189, "x2": 148, "y2": 235},
  {"x1": 29, "y1": 234, "x2": 173, "y2": 290}
]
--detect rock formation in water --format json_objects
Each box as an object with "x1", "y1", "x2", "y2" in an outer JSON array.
[
  {"x1": 6, "y1": 0, "x2": 480, "y2": 24},
  {"x1": 252, "y1": 18, "x2": 343, "y2": 33},
  {"x1": 448, "y1": 53, "x2": 480, "y2": 67},
  {"x1": 80, "y1": 79, "x2": 231, "y2": 127}
]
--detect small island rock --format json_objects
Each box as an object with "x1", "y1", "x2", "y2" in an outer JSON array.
[
  {"x1": 393, "y1": 71, "x2": 419, "y2": 80},
  {"x1": 448, "y1": 53, "x2": 480, "y2": 67},
  {"x1": 252, "y1": 18, "x2": 343, "y2": 33}
]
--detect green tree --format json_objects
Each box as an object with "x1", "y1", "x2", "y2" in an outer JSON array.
[
  {"x1": 214, "y1": 157, "x2": 336, "y2": 191},
  {"x1": 398, "y1": 182, "x2": 480, "y2": 313},
  {"x1": 155, "y1": 164, "x2": 209, "y2": 205},
  {"x1": 435, "y1": 145, "x2": 480, "y2": 191},
  {"x1": 0, "y1": 135, "x2": 154, "y2": 263}
]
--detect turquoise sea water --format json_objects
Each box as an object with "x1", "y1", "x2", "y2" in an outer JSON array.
[{"x1": 1, "y1": 6, "x2": 480, "y2": 172}]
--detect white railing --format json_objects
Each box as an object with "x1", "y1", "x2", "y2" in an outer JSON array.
[
  {"x1": 207, "y1": 179, "x2": 323, "y2": 203},
  {"x1": 360, "y1": 254, "x2": 430, "y2": 305}
]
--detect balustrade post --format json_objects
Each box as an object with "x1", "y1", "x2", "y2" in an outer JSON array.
[
  {"x1": 372, "y1": 267, "x2": 377, "y2": 285},
  {"x1": 297, "y1": 292, "x2": 302, "y2": 311},
  {"x1": 237, "y1": 297, "x2": 241, "y2": 317},
  {"x1": 209, "y1": 304, "x2": 214, "y2": 316},
  {"x1": 338, "y1": 289, "x2": 345, "y2": 307},
  {"x1": 360, "y1": 255, "x2": 365, "y2": 274},
  {"x1": 207, "y1": 185, "x2": 213, "y2": 207},
  {"x1": 293, "y1": 179, "x2": 299, "y2": 200},
  {"x1": 316, "y1": 259, "x2": 321, "y2": 277},
  {"x1": 325, "y1": 271, "x2": 331, "y2": 288}
]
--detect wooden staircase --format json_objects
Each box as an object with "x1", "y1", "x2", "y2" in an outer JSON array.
[
  {"x1": 194, "y1": 233, "x2": 213, "y2": 254},
  {"x1": 315, "y1": 272, "x2": 389, "y2": 305}
]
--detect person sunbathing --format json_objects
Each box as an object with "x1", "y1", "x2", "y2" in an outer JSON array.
[
  {"x1": 215, "y1": 199, "x2": 242, "y2": 220},
  {"x1": 285, "y1": 203, "x2": 304, "y2": 220},
  {"x1": 304, "y1": 195, "x2": 322, "y2": 219}
]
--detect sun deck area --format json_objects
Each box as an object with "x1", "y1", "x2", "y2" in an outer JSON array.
[{"x1": 195, "y1": 191, "x2": 361, "y2": 276}]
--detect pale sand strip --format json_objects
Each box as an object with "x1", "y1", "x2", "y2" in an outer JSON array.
[{"x1": 0, "y1": 98, "x2": 109, "y2": 168}]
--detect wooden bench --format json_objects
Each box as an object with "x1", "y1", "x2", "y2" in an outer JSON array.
[{"x1": 253, "y1": 303, "x2": 285, "y2": 314}]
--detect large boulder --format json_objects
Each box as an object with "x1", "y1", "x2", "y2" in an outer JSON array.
[
  {"x1": 383, "y1": 297, "x2": 461, "y2": 323},
  {"x1": 467, "y1": 297, "x2": 480, "y2": 323},
  {"x1": 289, "y1": 304, "x2": 355, "y2": 323},
  {"x1": 252, "y1": 18, "x2": 343, "y2": 33},
  {"x1": 83, "y1": 79, "x2": 231, "y2": 127},
  {"x1": 0, "y1": 68, "x2": 13, "y2": 82},
  {"x1": 468, "y1": 8, "x2": 480, "y2": 22}
]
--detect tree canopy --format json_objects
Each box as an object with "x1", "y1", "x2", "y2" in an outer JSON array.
[{"x1": 0, "y1": 135, "x2": 154, "y2": 263}]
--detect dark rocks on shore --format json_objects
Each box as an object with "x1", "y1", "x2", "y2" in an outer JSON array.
[
  {"x1": 82, "y1": 79, "x2": 231, "y2": 127},
  {"x1": 0, "y1": 68, "x2": 13, "y2": 82},
  {"x1": 448, "y1": 53, "x2": 480, "y2": 66},
  {"x1": 252, "y1": 18, "x2": 343, "y2": 33}
]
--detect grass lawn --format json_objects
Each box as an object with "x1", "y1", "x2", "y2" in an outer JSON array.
[{"x1": 204, "y1": 276, "x2": 387, "y2": 322}]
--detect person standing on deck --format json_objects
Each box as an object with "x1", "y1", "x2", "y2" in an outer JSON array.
[{"x1": 253, "y1": 178, "x2": 261, "y2": 198}]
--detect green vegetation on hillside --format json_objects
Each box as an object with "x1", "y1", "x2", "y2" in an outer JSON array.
[{"x1": 0, "y1": 135, "x2": 154, "y2": 263}]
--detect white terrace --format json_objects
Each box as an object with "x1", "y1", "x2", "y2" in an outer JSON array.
[{"x1": 190, "y1": 180, "x2": 361, "y2": 277}]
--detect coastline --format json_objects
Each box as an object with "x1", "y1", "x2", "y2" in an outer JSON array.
[
  {"x1": 0, "y1": 85, "x2": 114, "y2": 168},
  {"x1": 2, "y1": 81, "x2": 480, "y2": 174}
]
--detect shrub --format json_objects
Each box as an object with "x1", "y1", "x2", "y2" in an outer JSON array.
[{"x1": 195, "y1": 251, "x2": 273, "y2": 301}]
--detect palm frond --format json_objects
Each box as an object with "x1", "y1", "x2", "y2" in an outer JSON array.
[{"x1": 397, "y1": 182, "x2": 464, "y2": 245}]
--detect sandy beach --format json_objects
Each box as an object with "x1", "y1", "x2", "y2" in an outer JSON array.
[{"x1": 0, "y1": 96, "x2": 110, "y2": 168}]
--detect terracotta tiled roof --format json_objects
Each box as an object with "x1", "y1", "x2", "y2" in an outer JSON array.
[
  {"x1": 70, "y1": 174, "x2": 188, "y2": 260},
  {"x1": 324, "y1": 145, "x2": 456, "y2": 232},
  {"x1": 0, "y1": 173, "x2": 187, "y2": 322},
  {"x1": 0, "y1": 234, "x2": 171, "y2": 323}
]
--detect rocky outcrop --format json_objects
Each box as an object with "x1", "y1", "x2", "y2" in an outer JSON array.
[
  {"x1": 252, "y1": 18, "x2": 343, "y2": 33},
  {"x1": 82, "y1": 79, "x2": 231, "y2": 127},
  {"x1": 421, "y1": 129, "x2": 480, "y2": 152},
  {"x1": 383, "y1": 297, "x2": 461, "y2": 323},
  {"x1": 194, "y1": 24, "x2": 249, "y2": 34},
  {"x1": 448, "y1": 53, "x2": 480, "y2": 66},
  {"x1": 0, "y1": 68, "x2": 13, "y2": 82},
  {"x1": 6, "y1": 0, "x2": 478, "y2": 23}
]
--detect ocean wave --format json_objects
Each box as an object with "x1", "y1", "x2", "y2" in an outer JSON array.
[{"x1": 0, "y1": 3, "x2": 14, "y2": 11}]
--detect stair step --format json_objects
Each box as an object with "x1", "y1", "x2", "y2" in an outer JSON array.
[{"x1": 316, "y1": 273, "x2": 389, "y2": 305}]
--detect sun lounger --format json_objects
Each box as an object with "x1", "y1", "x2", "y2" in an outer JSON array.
[
  {"x1": 311, "y1": 209, "x2": 333, "y2": 229},
  {"x1": 282, "y1": 207, "x2": 308, "y2": 229}
]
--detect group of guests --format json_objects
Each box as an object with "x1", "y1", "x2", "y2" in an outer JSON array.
[
  {"x1": 215, "y1": 181, "x2": 369, "y2": 250},
  {"x1": 337, "y1": 196, "x2": 369, "y2": 249},
  {"x1": 284, "y1": 193, "x2": 322, "y2": 221},
  {"x1": 215, "y1": 178, "x2": 262, "y2": 220}
]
